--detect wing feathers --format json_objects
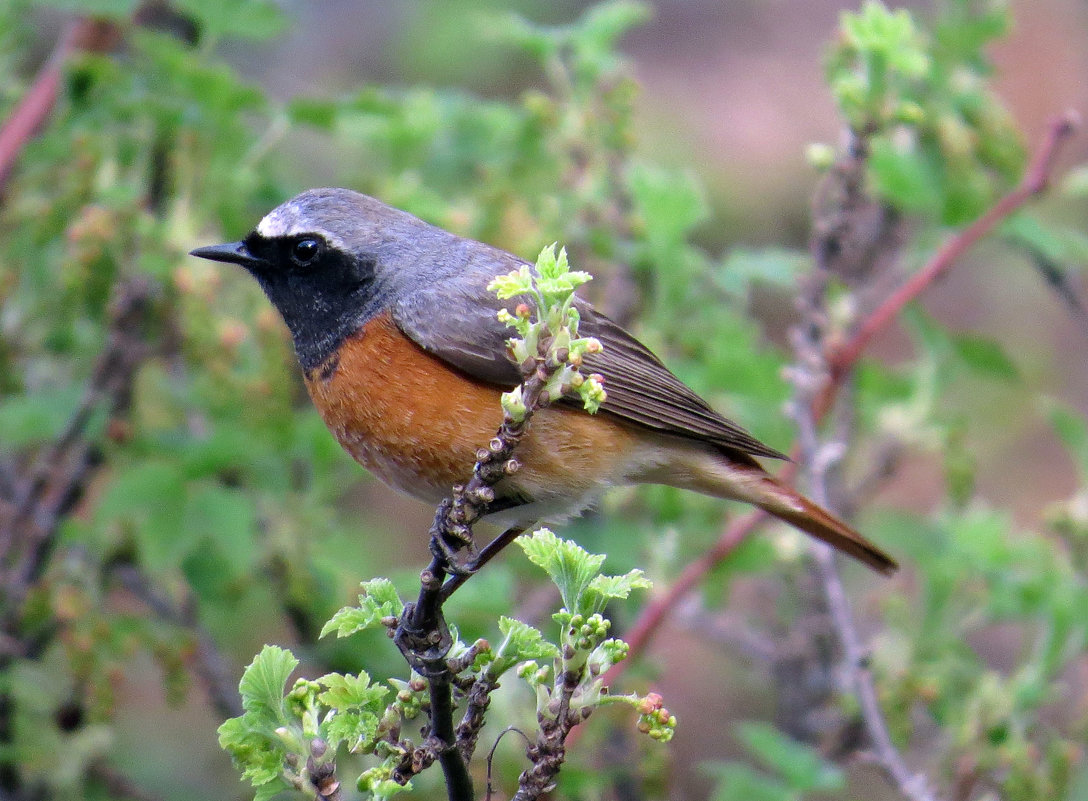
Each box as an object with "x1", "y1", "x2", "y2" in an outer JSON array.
[{"x1": 391, "y1": 251, "x2": 787, "y2": 461}]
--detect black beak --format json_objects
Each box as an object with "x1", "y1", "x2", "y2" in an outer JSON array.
[{"x1": 189, "y1": 241, "x2": 264, "y2": 270}]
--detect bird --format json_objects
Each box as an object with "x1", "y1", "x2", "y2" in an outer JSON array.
[{"x1": 190, "y1": 188, "x2": 896, "y2": 575}]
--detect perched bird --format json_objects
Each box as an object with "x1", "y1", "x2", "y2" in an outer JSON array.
[{"x1": 191, "y1": 188, "x2": 896, "y2": 574}]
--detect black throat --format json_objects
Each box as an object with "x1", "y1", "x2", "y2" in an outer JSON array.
[{"x1": 249, "y1": 246, "x2": 386, "y2": 375}]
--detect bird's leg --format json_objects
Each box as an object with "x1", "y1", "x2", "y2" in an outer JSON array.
[
  {"x1": 440, "y1": 526, "x2": 525, "y2": 601},
  {"x1": 426, "y1": 495, "x2": 481, "y2": 576},
  {"x1": 430, "y1": 534, "x2": 479, "y2": 577}
]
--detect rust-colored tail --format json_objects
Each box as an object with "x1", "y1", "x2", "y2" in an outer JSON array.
[
  {"x1": 764, "y1": 485, "x2": 897, "y2": 575},
  {"x1": 649, "y1": 446, "x2": 897, "y2": 574}
]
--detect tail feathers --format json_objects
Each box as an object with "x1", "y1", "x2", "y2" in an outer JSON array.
[
  {"x1": 645, "y1": 444, "x2": 897, "y2": 575},
  {"x1": 709, "y1": 457, "x2": 896, "y2": 574},
  {"x1": 761, "y1": 484, "x2": 897, "y2": 575}
]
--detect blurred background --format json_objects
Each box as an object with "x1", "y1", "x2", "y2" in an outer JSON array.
[{"x1": 2, "y1": 1, "x2": 1088, "y2": 800}]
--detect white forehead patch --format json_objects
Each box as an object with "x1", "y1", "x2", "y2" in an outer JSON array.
[{"x1": 256, "y1": 201, "x2": 347, "y2": 250}]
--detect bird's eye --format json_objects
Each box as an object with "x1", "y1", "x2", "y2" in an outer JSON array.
[{"x1": 291, "y1": 238, "x2": 322, "y2": 266}]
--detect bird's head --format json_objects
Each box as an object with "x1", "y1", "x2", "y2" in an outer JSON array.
[{"x1": 190, "y1": 187, "x2": 442, "y2": 372}]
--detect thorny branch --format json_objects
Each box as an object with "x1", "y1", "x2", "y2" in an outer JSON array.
[{"x1": 604, "y1": 111, "x2": 1079, "y2": 692}]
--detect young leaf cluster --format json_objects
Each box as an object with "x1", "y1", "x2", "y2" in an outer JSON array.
[
  {"x1": 824, "y1": 0, "x2": 1025, "y2": 223},
  {"x1": 218, "y1": 527, "x2": 669, "y2": 800},
  {"x1": 513, "y1": 529, "x2": 673, "y2": 742},
  {"x1": 490, "y1": 244, "x2": 606, "y2": 420}
]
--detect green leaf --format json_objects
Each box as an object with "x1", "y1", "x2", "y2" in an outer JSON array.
[
  {"x1": 288, "y1": 98, "x2": 340, "y2": 130},
  {"x1": 703, "y1": 762, "x2": 793, "y2": 801},
  {"x1": 628, "y1": 162, "x2": 708, "y2": 252},
  {"x1": 0, "y1": 385, "x2": 84, "y2": 448},
  {"x1": 841, "y1": 1, "x2": 928, "y2": 77},
  {"x1": 734, "y1": 721, "x2": 845, "y2": 792},
  {"x1": 96, "y1": 461, "x2": 189, "y2": 572},
  {"x1": 217, "y1": 716, "x2": 289, "y2": 790},
  {"x1": 1002, "y1": 213, "x2": 1088, "y2": 265},
  {"x1": 577, "y1": 0, "x2": 652, "y2": 53},
  {"x1": 586, "y1": 569, "x2": 652, "y2": 609},
  {"x1": 487, "y1": 265, "x2": 533, "y2": 300},
  {"x1": 496, "y1": 616, "x2": 560, "y2": 667},
  {"x1": 1045, "y1": 400, "x2": 1088, "y2": 477},
  {"x1": 870, "y1": 137, "x2": 942, "y2": 211},
  {"x1": 317, "y1": 672, "x2": 387, "y2": 749},
  {"x1": 173, "y1": 0, "x2": 286, "y2": 40},
  {"x1": 218, "y1": 648, "x2": 300, "y2": 794},
  {"x1": 320, "y1": 578, "x2": 403, "y2": 639},
  {"x1": 716, "y1": 248, "x2": 810, "y2": 296},
  {"x1": 316, "y1": 672, "x2": 388, "y2": 711},
  {"x1": 238, "y1": 645, "x2": 298, "y2": 727},
  {"x1": 183, "y1": 483, "x2": 258, "y2": 573},
  {"x1": 517, "y1": 528, "x2": 605, "y2": 613},
  {"x1": 950, "y1": 334, "x2": 1019, "y2": 381}
]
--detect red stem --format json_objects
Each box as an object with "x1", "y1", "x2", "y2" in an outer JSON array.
[
  {"x1": 818, "y1": 111, "x2": 1079, "y2": 417},
  {"x1": 0, "y1": 19, "x2": 116, "y2": 193}
]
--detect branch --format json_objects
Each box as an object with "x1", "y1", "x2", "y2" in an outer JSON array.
[
  {"x1": 393, "y1": 367, "x2": 548, "y2": 801},
  {"x1": 0, "y1": 18, "x2": 119, "y2": 193},
  {"x1": 0, "y1": 278, "x2": 154, "y2": 621},
  {"x1": 790, "y1": 277, "x2": 940, "y2": 801},
  {"x1": 109, "y1": 564, "x2": 243, "y2": 719},
  {"x1": 603, "y1": 109, "x2": 1079, "y2": 681},
  {"x1": 512, "y1": 665, "x2": 583, "y2": 801},
  {"x1": 819, "y1": 111, "x2": 1079, "y2": 416},
  {"x1": 393, "y1": 262, "x2": 592, "y2": 800}
]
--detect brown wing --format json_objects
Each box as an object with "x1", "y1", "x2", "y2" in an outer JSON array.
[
  {"x1": 390, "y1": 246, "x2": 787, "y2": 461},
  {"x1": 575, "y1": 310, "x2": 788, "y2": 459}
]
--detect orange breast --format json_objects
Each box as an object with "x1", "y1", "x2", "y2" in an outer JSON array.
[{"x1": 303, "y1": 311, "x2": 639, "y2": 509}]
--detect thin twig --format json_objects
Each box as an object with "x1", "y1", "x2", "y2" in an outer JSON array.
[
  {"x1": 791, "y1": 280, "x2": 939, "y2": 801},
  {"x1": 486, "y1": 727, "x2": 532, "y2": 801}
]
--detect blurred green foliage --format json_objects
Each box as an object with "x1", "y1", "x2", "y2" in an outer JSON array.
[{"x1": 0, "y1": 0, "x2": 1086, "y2": 800}]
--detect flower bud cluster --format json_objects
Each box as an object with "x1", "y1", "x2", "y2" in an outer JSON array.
[
  {"x1": 568, "y1": 612, "x2": 610, "y2": 652},
  {"x1": 286, "y1": 678, "x2": 321, "y2": 720},
  {"x1": 388, "y1": 676, "x2": 427, "y2": 720},
  {"x1": 517, "y1": 660, "x2": 552, "y2": 687},
  {"x1": 635, "y1": 692, "x2": 677, "y2": 742}
]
